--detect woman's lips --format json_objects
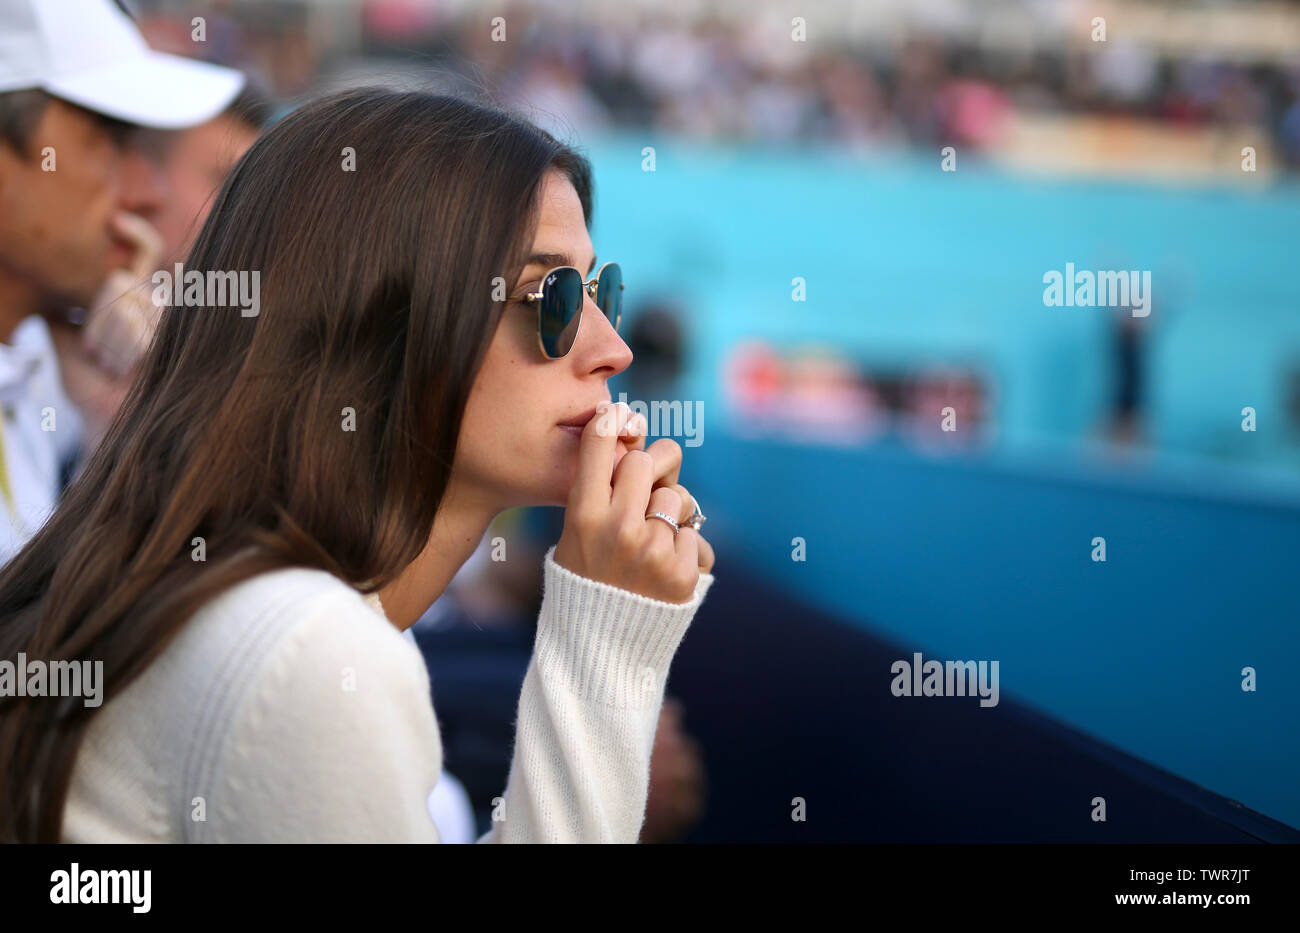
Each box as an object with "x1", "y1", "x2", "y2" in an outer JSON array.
[
  {"x1": 557, "y1": 403, "x2": 644, "y2": 445},
  {"x1": 558, "y1": 406, "x2": 601, "y2": 428},
  {"x1": 557, "y1": 405, "x2": 604, "y2": 438}
]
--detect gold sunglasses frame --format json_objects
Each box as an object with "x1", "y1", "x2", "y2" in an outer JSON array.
[{"x1": 518, "y1": 260, "x2": 625, "y2": 359}]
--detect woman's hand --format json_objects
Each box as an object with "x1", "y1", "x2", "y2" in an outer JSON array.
[{"x1": 554, "y1": 401, "x2": 715, "y2": 603}]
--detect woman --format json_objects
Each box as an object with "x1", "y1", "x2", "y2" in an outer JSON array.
[{"x1": 0, "y1": 88, "x2": 716, "y2": 843}]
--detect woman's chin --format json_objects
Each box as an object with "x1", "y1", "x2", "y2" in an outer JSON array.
[{"x1": 541, "y1": 467, "x2": 577, "y2": 508}]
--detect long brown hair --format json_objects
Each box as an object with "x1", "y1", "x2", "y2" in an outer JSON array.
[{"x1": 0, "y1": 87, "x2": 593, "y2": 842}]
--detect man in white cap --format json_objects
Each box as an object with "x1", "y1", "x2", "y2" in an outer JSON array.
[{"x1": 0, "y1": 0, "x2": 243, "y2": 564}]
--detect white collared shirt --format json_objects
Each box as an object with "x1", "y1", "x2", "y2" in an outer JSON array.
[{"x1": 0, "y1": 315, "x2": 84, "y2": 566}]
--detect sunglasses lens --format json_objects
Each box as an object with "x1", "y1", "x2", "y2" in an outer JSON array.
[
  {"x1": 538, "y1": 267, "x2": 584, "y2": 358},
  {"x1": 595, "y1": 262, "x2": 623, "y2": 331}
]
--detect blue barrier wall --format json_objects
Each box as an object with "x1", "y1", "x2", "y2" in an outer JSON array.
[{"x1": 685, "y1": 433, "x2": 1300, "y2": 830}]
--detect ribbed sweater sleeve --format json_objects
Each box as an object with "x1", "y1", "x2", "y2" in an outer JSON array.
[
  {"x1": 476, "y1": 546, "x2": 714, "y2": 843},
  {"x1": 199, "y1": 552, "x2": 713, "y2": 842}
]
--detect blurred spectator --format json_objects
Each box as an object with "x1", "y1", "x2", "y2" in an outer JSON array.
[
  {"x1": 776, "y1": 347, "x2": 886, "y2": 445},
  {"x1": 899, "y1": 364, "x2": 992, "y2": 453},
  {"x1": 0, "y1": 0, "x2": 243, "y2": 564},
  {"x1": 1106, "y1": 309, "x2": 1148, "y2": 449},
  {"x1": 120, "y1": 0, "x2": 1300, "y2": 176},
  {"x1": 49, "y1": 84, "x2": 271, "y2": 460},
  {"x1": 144, "y1": 82, "x2": 271, "y2": 265},
  {"x1": 724, "y1": 339, "x2": 784, "y2": 437}
]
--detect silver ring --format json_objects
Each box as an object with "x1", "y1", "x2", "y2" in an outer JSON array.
[
  {"x1": 685, "y1": 496, "x2": 707, "y2": 531},
  {"x1": 646, "y1": 511, "x2": 679, "y2": 536}
]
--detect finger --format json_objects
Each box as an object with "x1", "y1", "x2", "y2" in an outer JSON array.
[
  {"x1": 642, "y1": 485, "x2": 684, "y2": 549},
  {"x1": 641, "y1": 437, "x2": 683, "y2": 491},
  {"x1": 672, "y1": 525, "x2": 700, "y2": 592},
  {"x1": 671, "y1": 484, "x2": 696, "y2": 525},
  {"x1": 669, "y1": 484, "x2": 713, "y2": 572},
  {"x1": 110, "y1": 211, "x2": 164, "y2": 282},
  {"x1": 619, "y1": 407, "x2": 647, "y2": 449},
  {"x1": 695, "y1": 532, "x2": 715, "y2": 574},
  {"x1": 612, "y1": 409, "x2": 647, "y2": 472},
  {"x1": 610, "y1": 447, "x2": 656, "y2": 519},
  {"x1": 570, "y1": 401, "x2": 632, "y2": 514}
]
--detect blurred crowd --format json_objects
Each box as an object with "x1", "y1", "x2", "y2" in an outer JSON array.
[
  {"x1": 130, "y1": 0, "x2": 1300, "y2": 171},
  {"x1": 723, "y1": 341, "x2": 996, "y2": 451}
]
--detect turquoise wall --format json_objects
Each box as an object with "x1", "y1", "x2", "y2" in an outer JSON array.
[
  {"x1": 586, "y1": 132, "x2": 1300, "y2": 828},
  {"x1": 586, "y1": 132, "x2": 1300, "y2": 469}
]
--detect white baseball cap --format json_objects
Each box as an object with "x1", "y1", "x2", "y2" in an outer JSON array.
[{"x1": 0, "y1": 0, "x2": 245, "y2": 129}]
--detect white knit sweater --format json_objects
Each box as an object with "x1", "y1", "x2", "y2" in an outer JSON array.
[{"x1": 60, "y1": 545, "x2": 714, "y2": 842}]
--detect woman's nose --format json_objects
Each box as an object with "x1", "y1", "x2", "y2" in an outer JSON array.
[{"x1": 576, "y1": 294, "x2": 633, "y2": 375}]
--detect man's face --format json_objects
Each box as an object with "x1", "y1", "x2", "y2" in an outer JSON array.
[
  {"x1": 147, "y1": 113, "x2": 258, "y2": 266},
  {"x1": 0, "y1": 96, "x2": 165, "y2": 308}
]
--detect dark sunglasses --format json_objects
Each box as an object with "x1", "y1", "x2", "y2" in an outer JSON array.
[{"x1": 515, "y1": 261, "x2": 623, "y2": 359}]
